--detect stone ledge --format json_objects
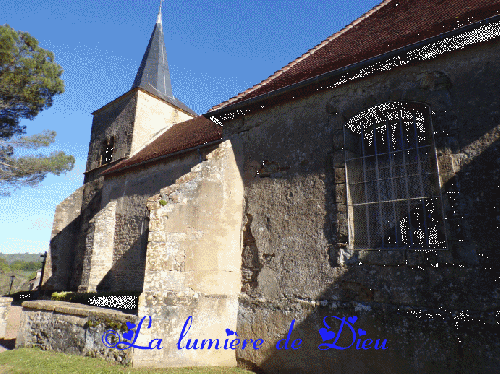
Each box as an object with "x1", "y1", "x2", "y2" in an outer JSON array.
[{"x1": 21, "y1": 300, "x2": 135, "y2": 322}]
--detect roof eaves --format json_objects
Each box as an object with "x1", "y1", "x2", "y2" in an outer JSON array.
[
  {"x1": 102, "y1": 139, "x2": 223, "y2": 177},
  {"x1": 140, "y1": 84, "x2": 198, "y2": 116},
  {"x1": 206, "y1": 13, "x2": 500, "y2": 122},
  {"x1": 209, "y1": 0, "x2": 392, "y2": 112},
  {"x1": 91, "y1": 88, "x2": 139, "y2": 115}
]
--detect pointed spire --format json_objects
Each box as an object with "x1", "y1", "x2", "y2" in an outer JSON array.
[
  {"x1": 157, "y1": 0, "x2": 163, "y2": 24},
  {"x1": 132, "y1": 0, "x2": 173, "y2": 99}
]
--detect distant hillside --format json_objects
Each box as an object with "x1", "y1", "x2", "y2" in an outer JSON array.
[
  {"x1": 0, "y1": 253, "x2": 44, "y2": 264},
  {"x1": 0, "y1": 253, "x2": 45, "y2": 295}
]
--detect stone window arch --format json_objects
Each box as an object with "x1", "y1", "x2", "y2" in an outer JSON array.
[{"x1": 344, "y1": 101, "x2": 447, "y2": 250}]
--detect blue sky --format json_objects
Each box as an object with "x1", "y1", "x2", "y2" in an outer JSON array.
[{"x1": 0, "y1": 0, "x2": 381, "y2": 254}]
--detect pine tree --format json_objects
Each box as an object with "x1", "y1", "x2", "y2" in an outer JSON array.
[{"x1": 0, "y1": 24, "x2": 74, "y2": 195}]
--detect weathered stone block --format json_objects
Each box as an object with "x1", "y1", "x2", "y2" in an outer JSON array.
[
  {"x1": 437, "y1": 154, "x2": 453, "y2": 174},
  {"x1": 332, "y1": 149, "x2": 345, "y2": 168},
  {"x1": 334, "y1": 167, "x2": 346, "y2": 184},
  {"x1": 337, "y1": 217, "x2": 349, "y2": 239},
  {"x1": 0, "y1": 297, "x2": 12, "y2": 339},
  {"x1": 405, "y1": 250, "x2": 430, "y2": 266},
  {"x1": 358, "y1": 250, "x2": 405, "y2": 265},
  {"x1": 336, "y1": 247, "x2": 358, "y2": 265},
  {"x1": 334, "y1": 183, "x2": 346, "y2": 203}
]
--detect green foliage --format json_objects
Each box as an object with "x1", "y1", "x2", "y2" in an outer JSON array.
[
  {"x1": 159, "y1": 199, "x2": 167, "y2": 206},
  {"x1": 27, "y1": 270, "x2": 38, "y2": 280},
  {"x1": 85, "y1": 317, "x2": 128, "y2": 331},
  {"x1": 0, "y1": 25, "x2": 73, "y2": 195},
  {"x1": 0, "y1": 252, "x2": 44, "y2": 264},
  {"x1": 0, "y1": 257, "x2": 9, "y2": 273},
  {"x1": 0, "y1": 24, "x2": 64, "y2": 134},
  {"x1": 0, "y1": 132, "x2": 75, "y2": 194},
  {"x1": 51, "y1": 291, "x2": 75, "y2": 301},
  {"x1": 10, "y1": 260, "x2": 41, "y2": 272}
]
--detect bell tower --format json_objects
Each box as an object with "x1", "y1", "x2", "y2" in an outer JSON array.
[
  {"x1": 72, "y1": 1, "x2": 196, "y2": 292},
  {"x1": 83, "y1": 0, "x2": 196, "y2": 182}
]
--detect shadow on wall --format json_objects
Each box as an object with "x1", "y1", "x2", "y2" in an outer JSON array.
[
  {"x1": 95, "y1": 154, "x2": 208, "y2": 295},
  {"x1": 42, "y1": 186, "x2": 101, "y2": 292},
  {"x1": 96, "y1": 227, "x2": 148, "y2": 293},
  {"x1": 230, "y1": 114, "x2": 500, "y2": 373}
]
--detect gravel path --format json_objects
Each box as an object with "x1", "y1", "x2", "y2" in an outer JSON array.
[{"x1": 0, "y1": 304, "x2": 22, "y2": 353}]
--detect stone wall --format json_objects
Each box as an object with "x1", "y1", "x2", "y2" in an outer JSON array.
[
  {"x1": 85, "y1": 90, "x2": 138, "y2": 172},
  {"x1": 16, "y1": 300, "x2": 137, "y2": 364},
  {"x1": 85, "y1": 88, "x2": 195, "y2": 174},
  {"x1": 133, "y1": 140, "x2": 244, "y2": 368},
  {"x1": 72, "y1": 178, "x2": 105, "y2": 292},
  {"x1": 42, "y1": 186, "x2": 84, "y2": 291},
  {"x1": 0, "y1": 297, "x2": 12, "y2": 339},
  {"x1": 219, "y1": 37, "x2": 500, "y2": 373},
  {"x1": 130, "y1": 89, "x2": 194, "y2": 156},
  {"x1": 82, "y1": 147, "x2": 217, "y2": 293},
  {"x1": 84, "y1": 201, "x2": 117, "y2": 293},
  {"x1": 74, "y1": 87, "x2": 195, "y2": 293}
]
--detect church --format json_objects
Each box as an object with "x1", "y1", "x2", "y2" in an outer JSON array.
[{"x1": 35, "y1": 0, "x2": 500, "y2": 372}]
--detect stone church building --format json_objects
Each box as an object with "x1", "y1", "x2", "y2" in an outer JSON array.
[{"x1": 40, "y1": 0, "x2": 500, "y2": 372}]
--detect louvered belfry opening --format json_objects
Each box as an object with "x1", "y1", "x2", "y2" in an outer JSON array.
[
  {"x1": 344, "y1": 102, "x2": 447, "y2": 250},
  {"x1": 102, "y1": 137, "x2": 114, "y2": 165}
]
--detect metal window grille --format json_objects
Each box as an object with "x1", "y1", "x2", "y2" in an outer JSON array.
[{"x1": 344, "y1": 102, "x2": 447, "y2": 250}]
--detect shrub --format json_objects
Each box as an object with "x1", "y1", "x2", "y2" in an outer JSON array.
[{"x1": 51, "y1": 291, "x2": 75, "y2": 301}]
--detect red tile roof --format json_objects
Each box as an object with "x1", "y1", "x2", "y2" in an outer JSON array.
[
  {"x1": 103, "y1": 115, "x2": 222, "y2": 175},
  {"x1": 209, "y1": 0, "x2": 500, "y2": 112}
]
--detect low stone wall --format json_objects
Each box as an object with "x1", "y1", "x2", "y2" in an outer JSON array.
[
  {"x1": 16, "y1": 300, "x2": 137, "y2": 364},
  {"x1": 0, "y1": 297, "x2": 13, "y2": 339}
]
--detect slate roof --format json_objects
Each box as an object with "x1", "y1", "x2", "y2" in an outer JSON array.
[
  {"x1": 131, "y1": 2, "x2": 197, "y2": 116},
  {"x1": 209, "y1": 0, "x2": 500, "y2": 112},
  {"x1": 103, "y1": 116, "x2": 222, "y2": 175}
]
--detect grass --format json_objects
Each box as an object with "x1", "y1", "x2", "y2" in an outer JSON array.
[{"x1": 0, "y1": 348, "x2": 255, "y2": 374}]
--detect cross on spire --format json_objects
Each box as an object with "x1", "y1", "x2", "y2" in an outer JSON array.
[{"x1": 157, "y1": 0, "x2": 163, "y2": 24}]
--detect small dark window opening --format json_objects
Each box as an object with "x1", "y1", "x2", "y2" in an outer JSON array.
[
  {"x1": 141, "y1": 212, "x2": 150, "y2": 258},
  {"x1": 344, "y1": 102, "x2": 447, "y2": 250},
  {"x1": 101, "y1": 137, "x2": 114, "y2": 165}
]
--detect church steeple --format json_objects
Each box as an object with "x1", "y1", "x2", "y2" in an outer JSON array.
[{"x1": 132, "y1": 0, "x2": 173, "y2": 99}]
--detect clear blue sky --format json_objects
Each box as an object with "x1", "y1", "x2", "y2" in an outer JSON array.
[{"x1": 0, "y1": 0, "x2": 381, "y2": 254}]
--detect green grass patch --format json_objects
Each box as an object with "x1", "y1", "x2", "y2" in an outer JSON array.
[{"x1": 0, "y1": 348, "x2": 254, "y2": 374}]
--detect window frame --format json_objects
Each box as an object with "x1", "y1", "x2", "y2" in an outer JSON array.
[{"x1": 343, "y1": 102, "x2": 448, "y2": 251}]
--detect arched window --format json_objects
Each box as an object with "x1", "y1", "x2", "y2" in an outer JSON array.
[{"x1": 344, "y1": 102, "x2": 447, "y2": 250}]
